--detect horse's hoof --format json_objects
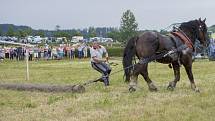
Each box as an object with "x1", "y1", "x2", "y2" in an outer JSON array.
[
  {"x1": 167, "y1": 84, "x2": 175, "y2": 91},
  {"x1": 149, "y1": 87, "x2": 158, "y2": 92},
  {"x1": 194, "y1": 87, "x2": 200, "y2": 93},
  {"x1": 129, "y1": 87, "x2": 136, "y2": 92},
  {"x1": 149, "y1": 86, "x2": 158, "y2": 92},
  {"x1": 167, "y1": 85, "x2": 174, "y2": 91},
  {"x1": 148, "y1": 82, "x2": 158, "y2": 92},
  {"x1": 167, "y1": 82, "x2": 176, "y2": 91},
  {"x1": 191, "y1": 84, "x2": 200, "y2": 93}
]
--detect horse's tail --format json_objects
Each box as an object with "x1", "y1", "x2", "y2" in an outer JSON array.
[{"x1": 123, "y1": 36, "x2": 138, "y2": 82}]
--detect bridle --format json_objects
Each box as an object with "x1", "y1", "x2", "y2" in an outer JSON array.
[{"x1": 197, "y1": 20, "x2": 207, "y2": 46}]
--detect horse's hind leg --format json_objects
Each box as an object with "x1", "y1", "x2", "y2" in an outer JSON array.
[
  {"x1": 140, "y1": 63, "x2": 158, "y2": 91},
  {"x1": 129, "y1": 72, "x2": 138, "y2": 92},
  {"x1": 128, "y1": 64, "x2": 142, "y2": 92},
  {"x1": 167, "y1": 61, "x2": 180, "y2": 91}
]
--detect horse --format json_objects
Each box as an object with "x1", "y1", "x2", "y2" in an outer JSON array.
[{"x1": 123, "y1": 18, "x2": 208, "y2": 92}]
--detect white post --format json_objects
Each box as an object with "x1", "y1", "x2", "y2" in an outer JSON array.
[
  {"x1": 0, "y1": 40, "x2": 34, "y2": 81},
  {"x1": 26, "y1": 47, "x2": 29, "y2": 81}
]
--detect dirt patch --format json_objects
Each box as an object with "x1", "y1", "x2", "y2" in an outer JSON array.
[{"x1": 0, "y1": 83, "x2": 85, "y2": 93}]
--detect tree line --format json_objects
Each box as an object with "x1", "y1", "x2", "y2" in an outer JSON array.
[
  {"x1": 0, "y1": 25, "x2": 116, "y2": 40},
  {"x1": 1, "y1": 10, "x2": 214, "y2": 45},
  {"x1": 1, "y1": 10, "x2": 184, "y2": 44}
]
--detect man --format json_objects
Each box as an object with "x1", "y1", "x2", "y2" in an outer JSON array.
[
  {"x1": 0, "y1": 47, "x2": 4, "y2": 62},
  {"x1": 34, "y1": 45, "x2": 39, "y2": 61},
  {"x1": 83, "y1": 43, "x2": 88, "y2": 58},
  {"x1": 77, "y1": 44, "x2": 83, "y2": 59},
  {"x1": 90, "y1": 42, "x2": 111, "y2": 86},
  {"x1": 70, "y1": 46, "x2": 76, "y2": 60},
  {"x1": 9, "y1": 47, "x2": 14, "y2": 60}
]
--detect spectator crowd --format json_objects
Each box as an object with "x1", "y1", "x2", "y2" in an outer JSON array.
[{"x1": 0, "y1": 43, "x2": 89, "y2": 62}]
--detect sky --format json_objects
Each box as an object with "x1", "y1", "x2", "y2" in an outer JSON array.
[{"x1": 0, "y1": 0, "x2": 214, "y2": 30}]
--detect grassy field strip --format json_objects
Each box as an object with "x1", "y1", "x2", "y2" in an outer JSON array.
[{"x1": 0, "y1": 59, "x2": 215, "y2": 121}]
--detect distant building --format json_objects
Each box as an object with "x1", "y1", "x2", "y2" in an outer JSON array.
[
  {"x1": 71, "y1": 36, "x2": 83, "y2": 43},
  {"x1": 56, "y1": 37, "x2": 67, "y2": 43},
  {"x1": 89, "y1": 37, "x2": 113, "y2": 43},
  {"x1": 31, "y1": 36, "x2": 42, "y2": 43}
]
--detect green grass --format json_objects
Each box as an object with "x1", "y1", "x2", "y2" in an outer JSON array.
[
  {"x1": 0, "y1": 59, "x2": 215, "y2": 121},
  {"x1": 212, "y1": 33, "x2": 215, "y2": 39}
]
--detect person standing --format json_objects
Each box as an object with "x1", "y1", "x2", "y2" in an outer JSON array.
[
  {"x1": 17, "y1": 47, "x2": 22, "y2": 61},
  {"x1": 9, "y1": 47, "x2": 14, "y2": 60},
  {"x1": 70, "y1": 46, "x2": 76, "y2": 60},
  {"x1": 77, "y1": 45, "x2": 83, "y2": 59},
  {"x1": 0, "y1": 47, "x2": 4, "y2": 62},
  {"x1": 47, "y1": 47, "x2": 52, "y2": 60},
  {"x1": 52, "y1": 47, "x2": 57, "y2": 59},
  {"x1": 59, "y1": 46, "x2": 64, "y2": 59},
  {"x1": 40, "y1": 47, "x2": 44, "y2": 59},
  {"x1": 33, "y1": 45, "x2": 39, "y2": 61},
  {"x1": 28, "y1": 48, "x2": 33, "y2": 61},
  {"x1": 5, "y1": 47, "x2": 9, "y2": 59},
  {"x1": 83, "y1": 44, "x2": 88, "y2": 58},
  {"x1": 90, "y1": 42, "x2": 111, "y2": 86}
]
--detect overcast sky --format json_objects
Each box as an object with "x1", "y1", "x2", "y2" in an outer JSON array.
[{"x1": 0, "y1": 0, "x2": 214, "y2": 30}]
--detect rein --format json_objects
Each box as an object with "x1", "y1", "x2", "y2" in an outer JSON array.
[
  {"x1": 82, "y1": 48, "x2": 184, "y2": 86},
  {"x1": 83, "y1": 23, "x2": 198, "y2": 86}
]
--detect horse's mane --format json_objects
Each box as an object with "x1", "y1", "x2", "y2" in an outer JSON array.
[
  {"x1": 179, "y1": 20, "x2": 199, "y2": 40},
  {"x1": 179, "y1": 20, "x2": 199, "y2": 30}
]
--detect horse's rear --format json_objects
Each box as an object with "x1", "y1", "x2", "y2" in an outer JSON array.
[{"x1": 123, "y1": 31, "x2": 168, "y2": 91}]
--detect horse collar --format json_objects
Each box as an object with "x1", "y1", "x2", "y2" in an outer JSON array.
[{"x1": 171, "y1": 31, "x2": 194, "y2": 51}]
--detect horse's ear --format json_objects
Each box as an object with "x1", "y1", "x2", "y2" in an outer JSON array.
[
  {"x1": 203, "y1": 18, "x2": 206, "y2": 22},
  {"x1": 199, "y1": 18, "x2": 202, "y2": 21}
]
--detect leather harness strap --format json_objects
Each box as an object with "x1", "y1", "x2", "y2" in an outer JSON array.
[{"x1": 171, "y1": 31, "x2": 194, "y2": 51}]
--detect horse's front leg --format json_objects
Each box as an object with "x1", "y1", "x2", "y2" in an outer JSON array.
[
  {"x1": 167, "y1": 61, "x2": 180, "y2": 91},
  {"x1": 182, "y1": 54, "x2": 200, "y2": 92},
  {"x1": 183, "y1": 63, "x2": 200, "y2": 92}
]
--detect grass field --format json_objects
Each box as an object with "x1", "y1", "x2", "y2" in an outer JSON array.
[
  {"x1": 0, "y1": 58, "x2": 215, "y2": 121},
  {"x1": 212, "y1": 33, "x2": 215, "y2": 39}
]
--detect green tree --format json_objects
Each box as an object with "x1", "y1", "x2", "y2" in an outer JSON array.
[
  {"x1": 120, "y1": 10, "x2": 138, "y2": 44},
  {"x1": 36, "y1": 30, "x2": 45, "y2": 37},
  {"x1": 74, "y1": 31, "x2": 82, "y2": 36},
  {"x1": 25, "y1": 28, "x2": 32, "y2": 36},
  {"x1": 54, "y1": 31, "x2": 70, "y2": 38},
  {"x1": 17, "y1": 30, "x2": 27, "y2": 38},
  {"x1": 107, "y1": 30, "x2": 121, "y2": 42},
  {"x1": 87, "y1": 27, "x2": 96, "y2": 38},
  {"x1": 6, "y1": 25, "x2": 15, "y2": 37}
]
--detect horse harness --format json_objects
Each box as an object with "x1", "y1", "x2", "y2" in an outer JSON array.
[
  {"x1": 171, "y1": 28, "x2": 194, "y2": 51},
  {"x1": 138, "y1": 29, "x2": 194, "y2": 65},
  {"x1": 83, "y1": 28, "x2": 195, "y2": 85}
]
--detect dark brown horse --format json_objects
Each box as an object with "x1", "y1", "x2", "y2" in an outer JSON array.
[{"x1": 123, "y1": 18, "x2": 208, "y2": 92}]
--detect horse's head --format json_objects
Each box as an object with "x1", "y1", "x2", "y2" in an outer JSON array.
[{"x1": 196, "y1": 18, "x2": 208, "y2": 46}]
